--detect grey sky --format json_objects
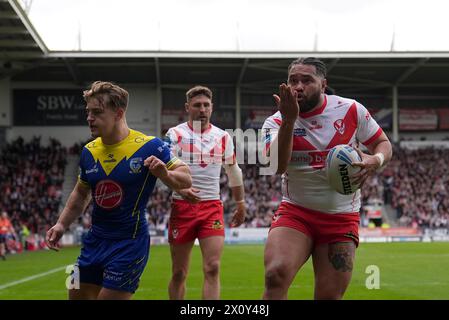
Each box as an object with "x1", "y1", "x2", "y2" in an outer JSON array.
[{"x1": 21, "y1": 0, "x2": 449, "y2": 51}]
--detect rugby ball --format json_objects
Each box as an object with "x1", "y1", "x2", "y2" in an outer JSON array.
[{"x1": 326, "y1": 144, "x2": 362, "y2": 195}]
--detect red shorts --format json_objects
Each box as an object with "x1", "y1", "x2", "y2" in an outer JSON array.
[
  {"x1": 270, "y1": 201, "x2": 360, "y2": 247},
  {"x1": 168, "y1": 199, "x2": 225, "y2": 244}
]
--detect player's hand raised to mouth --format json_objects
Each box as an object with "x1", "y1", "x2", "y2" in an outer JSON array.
[{"x1": 273, "y1": 83, "x2": 299, "y2": 123}]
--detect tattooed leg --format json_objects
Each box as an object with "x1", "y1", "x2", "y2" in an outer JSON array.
[
  {"x1": 328, "y1": 242, "x2": 354, "y2": 272},
  {"x1": 312, "y1": 241, "x2": 356, "y2": 300}
]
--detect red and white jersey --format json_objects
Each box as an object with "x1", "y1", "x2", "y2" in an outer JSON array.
[
  {"x1": 262, "y1": 94, "x2": 383, "y2": 214},
  {"x1": 165, "y1": 122, "x2": 235, "y2": 200}
]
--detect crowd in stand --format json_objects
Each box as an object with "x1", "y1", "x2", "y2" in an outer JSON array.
[
  {"x1": 0, "y1": 137, "x2": 69, "y2": 252},
  {"x1": 390, "y1": 146, "x2": 448, "y2": 228},
  {"x1": 361, "y1": 144, "x2": 449, "y2": 229},
  {"x1": 1, "y1": 136, "x2": 449, "y2": 256}
]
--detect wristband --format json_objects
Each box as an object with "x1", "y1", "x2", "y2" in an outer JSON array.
[{"x1": 374, "y1": 153, "x2": 385, "y2": 167}]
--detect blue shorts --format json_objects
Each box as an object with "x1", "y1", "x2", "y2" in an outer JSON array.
[{"x1": 75, "y1": 231, "x2": 150, "y2": 293}]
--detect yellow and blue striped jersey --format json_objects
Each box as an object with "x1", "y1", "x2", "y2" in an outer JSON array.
[{"x1": 78, "y1": 129, "x2": 178, "y2": 239}]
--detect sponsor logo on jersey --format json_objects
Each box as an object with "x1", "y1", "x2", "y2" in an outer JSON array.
[
  {"x1": 309, "y1": 151, "x2": 328, "y2": 168},
  {"x1": 365, "y1": 112, "x2": 371, "y2": 121},
  {"x1": 94, "y1": 180, "x2": 123, "y2": 209},
  {"x1": 291, "y1": 151, "x2": 328, "y2": 169},
  {"x1": 309, "y1": 120, "x2": 323, "y2": 131},
  {"x1": 272, "y1": 213, "x2": 281, "y2": 222},
  {"x1": 104, "y1": 153, "x2": 117, "y2": 163},
  {"x1": 162, "y1": 142, "x2": 170, "y2": 150},
  {"x1": 334, "y1": 100, "x2": 345, "y2": 108},
  {"x1": 129, "y1": 157, "x2": 143, "y2": 174},
  {"x1": 212, "y1": 220, "x2": 224, "y2": 230},
  {"x1": 264, "y1": 128, "x2": 272, "y2": 144},
  {"x1": 294, "y1": 128, "x2": 307, "y2": 136},
  {"x1": 86, "y1": 165, "x2": 99, "y2": 174},
  {"x1": 181, "y1": 138, "x2": 195, "y2": 144},
  {"x1": 290, "y1": 152, "x2": 313, "y2": 165},
  {"x1": 334, "y1": 119, "x2": 345, "y2": 134},
  {"x1": 87, "y1": 141, "x2": 96, "y2": 149}
]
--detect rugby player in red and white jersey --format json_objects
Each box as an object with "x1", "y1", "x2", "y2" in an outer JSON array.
[
  {"x1": 262, "y1": 57, "x2": 392, "y2": 300},
  {"x1": 165, "y1": 86, "x2": 246, "y2": 300}
]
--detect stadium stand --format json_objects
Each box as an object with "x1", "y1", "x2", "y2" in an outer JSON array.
[
  {"x1": 384, "y1": 145, "x2": 448, "y2": 229},
  {"x1": 1, "y1": 134, "x2": 448, "y2": 255},
  {"x1": 0, "y1": 136, "x2": 68, "y2": 252}
]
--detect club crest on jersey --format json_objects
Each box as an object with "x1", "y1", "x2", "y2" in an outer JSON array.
[
  {"x1": 212, "y1": 220, "x2": 224, "y2": 230},
  {"x1": 129, "y1": 157, "x2": 143, "y2": 174},
  {"x1": 333, "y1": 119, "x2": 345, "y2": 135}
]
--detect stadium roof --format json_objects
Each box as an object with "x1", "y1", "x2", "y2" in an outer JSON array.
[
  {"x1": 0, "y1": 0, "x2": 47, "y2": 77},
  {"x1": 1, "y1": 0, "x2": 449, "y2": 99}
]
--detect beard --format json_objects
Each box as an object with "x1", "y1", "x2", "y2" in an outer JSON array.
[{"x1": 298, "y1": 91, "x2": 321, "y2": 113}]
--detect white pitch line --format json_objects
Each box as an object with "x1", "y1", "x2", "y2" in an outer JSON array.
[{"x1": 0, "y1": 266, "x2": 68, "y2": 290}]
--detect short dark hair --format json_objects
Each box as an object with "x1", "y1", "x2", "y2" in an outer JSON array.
[
  {"x1": 186, "y1": 85, "x2": 212, "y2": 103},
  {"x1": 83, "y1": 81, "x2": 129, "y2": 111},
  {"x1": 288, "y1": 57, "x2": 327, "y2": 78}
]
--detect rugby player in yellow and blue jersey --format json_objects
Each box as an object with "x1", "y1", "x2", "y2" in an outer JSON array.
[{"x1": 45, "y1": 81, "x2": 191, "y2": 300}]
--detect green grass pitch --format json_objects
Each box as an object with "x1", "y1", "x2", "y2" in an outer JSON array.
[{"x1": 1, "y1": 242, "x2": 448, "y2": 300}]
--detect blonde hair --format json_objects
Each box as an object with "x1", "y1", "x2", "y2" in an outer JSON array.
[{"x1": 83, "y1": 81, "x2": 129, "y2": 110}]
